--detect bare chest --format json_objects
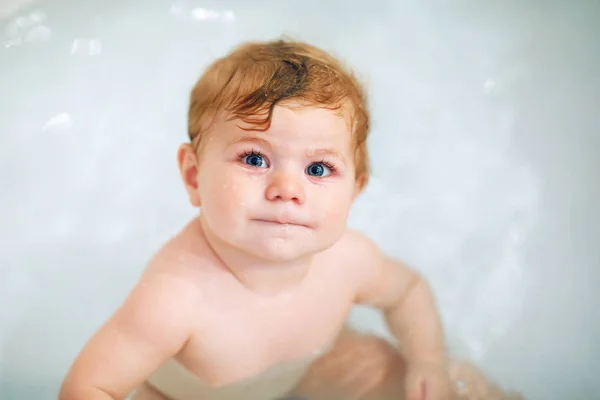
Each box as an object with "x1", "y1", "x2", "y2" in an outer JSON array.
[{"x1": 179, "y1": 271, "x2": 353, "y2": 386}]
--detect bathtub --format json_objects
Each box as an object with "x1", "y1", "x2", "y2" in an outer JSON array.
[{"x1": 1, "y1": 1, "x2": 598, "y2": 399}]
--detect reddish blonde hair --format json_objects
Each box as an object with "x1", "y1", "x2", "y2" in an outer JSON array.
[{"x1": 188, "y1": 38, "x2": 371, "y2": 186}]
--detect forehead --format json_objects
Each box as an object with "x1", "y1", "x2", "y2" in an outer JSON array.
[{"x1": 215, "y1": 103, "x2": 354, "y2": 149}]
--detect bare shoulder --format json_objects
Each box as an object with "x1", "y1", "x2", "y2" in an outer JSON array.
[
  {"x1": 59, "y1": 218, "x2": 217, "y2": 399},
  {"x1": 331, "y1": 228, "x2": 384, "y2": 266},
  {"x1": 118, "y1": 219, "x2": 209, "y2": 343},
  {"x1": 59, "y1": 223, "x2": 208, "y2": 398},
  {"x1": 116, "y1": 269, "x2": 198, "y2": 344},
  {"x1": 143, "y1": 217, "x2": 218, "y2": 283},
  {"x1": 330, "y1": 228, "x2": 418, "y2": 307},
  {"x1": 123, "y1": 218, "x2": 215, "y2": 333},
  {"x1": 325, "y1": 229, "x2": 384, "y2": 295}
]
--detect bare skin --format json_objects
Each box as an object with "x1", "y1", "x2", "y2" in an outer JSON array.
[
  {"x1": 63, "y1": 218, "x2": 521, "y2": 400},
  {"x1": 291, "y1": 329, "x2": 524, "y2": 400},
  {"x1": 59, "y1": 104, "x2": 522, "y2": 400}
]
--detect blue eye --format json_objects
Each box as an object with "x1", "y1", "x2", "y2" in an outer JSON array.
[
  {"x1": 243, "y1": 153, "x2": 268, "y2": 168},
  {"x1": 306, "y1": 163, "x2": 332, "y2": 177}
]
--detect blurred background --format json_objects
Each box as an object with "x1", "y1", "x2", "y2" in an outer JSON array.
[{"x1": 1, "y1": 0, "x2": 599, "y2": 399}]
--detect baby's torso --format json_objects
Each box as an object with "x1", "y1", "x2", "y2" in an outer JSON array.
[{"x1": 142, "y1": 219, "x2": 359, "y2": 399}]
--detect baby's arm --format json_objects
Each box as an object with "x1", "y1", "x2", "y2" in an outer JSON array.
[
  {"x1": 348, "y1": 231, "x2": 446, "y2": 368},
  {"x1": 59, "y1": 273, "x2": 195, "y2": 400}
]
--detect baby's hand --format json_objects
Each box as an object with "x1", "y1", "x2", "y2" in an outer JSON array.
[{"x1": 405, "y1": 362, "x2": 454, "y2": 400}]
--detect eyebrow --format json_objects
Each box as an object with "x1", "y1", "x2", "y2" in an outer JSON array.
[
  {"x1": 230, "y1": 135, "x2": 273, "y2": 150},
  {"x1": 308, "y1": 148, "x2": 346, "y2": 163},
  {"x1": 230, "y1": 135, "x2": 346, "y2": 164}
]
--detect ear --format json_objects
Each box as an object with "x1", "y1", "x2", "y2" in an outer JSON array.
[
  {"x1": 177, "y1": 143, "x2": 202, "y2": 207},
  {"x1": 353, "y1": 173, "x2": 369, "y2": 200}
]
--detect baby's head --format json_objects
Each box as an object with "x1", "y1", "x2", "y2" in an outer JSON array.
[{"x1": 178, "y1": 38, "x2": 371, "y2": 262}]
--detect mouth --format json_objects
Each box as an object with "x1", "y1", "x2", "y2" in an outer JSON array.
[{"x1": 253, "y1": 219, "x2": 308, "y2": 228}]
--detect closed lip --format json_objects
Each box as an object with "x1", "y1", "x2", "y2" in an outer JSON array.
[{"x1": 253, "y1": 218, "x2": 309, "y2": 227}]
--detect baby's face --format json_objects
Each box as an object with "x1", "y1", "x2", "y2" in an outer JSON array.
[{"x1": 187, "y1": 104, "x2": 359, "y2": 262}]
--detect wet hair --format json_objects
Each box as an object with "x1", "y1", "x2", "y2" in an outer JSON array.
[{"x1": 188, "y1": 37, "x2": 370, "y2": 187}]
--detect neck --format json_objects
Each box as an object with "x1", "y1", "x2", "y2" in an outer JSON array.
[{"x1": 198, "y1": 217, "x2": 313, "y2": 296}]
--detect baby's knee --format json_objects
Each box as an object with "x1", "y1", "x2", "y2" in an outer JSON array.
[{"x1": 298, "y1": 331, "x2": 406, "y2": 399}]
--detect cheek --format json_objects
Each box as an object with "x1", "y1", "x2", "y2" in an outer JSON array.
[
  {"x1": 199, "y1": 169, "x2": 257, "y2": 217},
  {"x1": 315, "y1": 183, "x2": 355, "y2": 223}
]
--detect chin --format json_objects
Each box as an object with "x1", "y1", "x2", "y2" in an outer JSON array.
[
  {"x1": 241, "y1": 239, "x2": 315, "y2": 262},
  {"x1": 246, "y1": 234, "x2": 340, "y2": 262}
]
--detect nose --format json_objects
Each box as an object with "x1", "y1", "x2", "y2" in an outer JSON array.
[{"x1": 265, "y1": 171, "x2": 306, "y2": 205}]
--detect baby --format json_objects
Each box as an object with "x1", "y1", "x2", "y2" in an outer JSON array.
[{"x1": 59, "y1": 39, "x2": 522, "y2": 400}]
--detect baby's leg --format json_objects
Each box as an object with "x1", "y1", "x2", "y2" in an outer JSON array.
[
  {"x1": 291, "y1": 328, "x2": 405, "y2": 400},
  {"x1": 130, "y1": 382, "x2": 170, "y2": 400},
  {"x1": 291, "y1": 328, "x2": 523, "y2": 400}
]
